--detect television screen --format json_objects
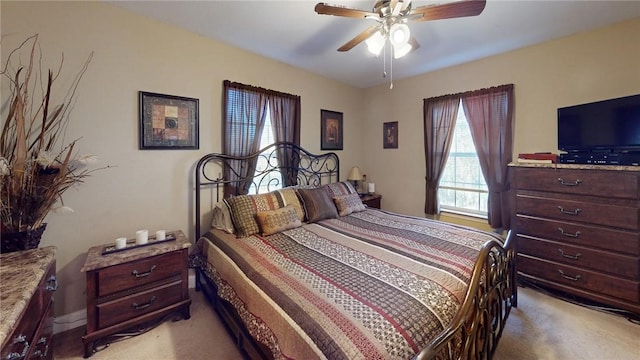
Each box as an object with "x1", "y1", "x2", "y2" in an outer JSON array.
[{"x1": 558, "y1": 94, "x2": 640, "y2": 152}]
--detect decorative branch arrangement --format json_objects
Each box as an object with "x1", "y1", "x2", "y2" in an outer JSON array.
[{"x1": 0, "y1": 34, "x2": 102, "y2": 234}]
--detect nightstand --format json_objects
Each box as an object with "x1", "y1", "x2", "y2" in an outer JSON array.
[
  {"x1": 81, "y1": 230, "x2": 191, "y2": 358},
  {"x1": 360, "y1": 194, "x2": 381, "y2": 209}
]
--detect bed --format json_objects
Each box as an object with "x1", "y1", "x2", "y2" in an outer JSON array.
[{"x1": 192, "y1": 142, "x2": 516, "y2": 359}]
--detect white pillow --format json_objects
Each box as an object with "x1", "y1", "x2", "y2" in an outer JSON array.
[{"x1": 211, "y1": 201, "x2": 235, "y2": 234}]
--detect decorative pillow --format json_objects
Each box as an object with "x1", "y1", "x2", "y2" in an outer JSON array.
[
  {"x1": 297, "y1": 187, "x2": 338, "y2": 223},
  {"x1": 333, "y1": 193, "x2": 366, "y2": 216},
  {"x1": 255, "y1": 205, "x2": 302, "y2": 236},
  {"x1": 211, "y1": 201, "x2": 235, "y2": 234},
  {"x1": 325, "y1": 181, "x2": 358, "y2": 197},
  {"x1": 224, "y1": 188, "x2": 305, "y2": 237}
]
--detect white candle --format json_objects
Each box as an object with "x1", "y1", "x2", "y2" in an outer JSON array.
[
  {"x1": 155, "y1": 230, "x2": 166, "y2": 240},
  {"x1": 135, "y1": 230, "x2": 149, "y2": 245},
  {"x1": 115, "y1": 237, "x2": 127, "y2": 249},
  {"x1": 368, "y1": 183, "x2": 375, "y2": 194}
]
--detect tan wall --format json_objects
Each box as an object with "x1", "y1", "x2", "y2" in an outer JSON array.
[
  {"x1": 1, "y1": 1, "x2": 364, "y2": 316},
  {"x1": 362, "y1": 18, "x2": 640, "y2": 217}
]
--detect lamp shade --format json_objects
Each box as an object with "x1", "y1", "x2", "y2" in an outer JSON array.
[
  {"x1": 347, "y1": 166, "x2": 363, "y2": 181},
  {"x1": 366, "y1": 31, "x2": 385, "y2": 56},
  {"x1": 389, "y1": 23, "x2": 410, "y2": 46}
]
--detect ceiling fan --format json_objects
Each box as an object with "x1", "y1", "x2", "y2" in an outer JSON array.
[{"x1": 315, "y1": 0, "x2": 486, "y2": 58}]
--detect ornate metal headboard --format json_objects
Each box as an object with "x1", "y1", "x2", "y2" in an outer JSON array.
[{"x1": 194, "y1": 142, "x2": 339, "y2": 238}]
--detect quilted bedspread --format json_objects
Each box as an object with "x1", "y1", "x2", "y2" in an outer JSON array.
[{"x1": 197, "y1": 209, "x2": 503, "y2": 360}]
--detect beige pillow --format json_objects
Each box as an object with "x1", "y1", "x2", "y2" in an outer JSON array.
[
  {"x1": 334, "y1": 193, "x2": 366, "y2": 216},
  {"x1": 256, "y1": 205, "x2": 302, "y2": 236}
]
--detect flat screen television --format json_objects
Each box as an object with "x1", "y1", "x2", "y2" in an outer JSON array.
[{"x1": 558, "y1": 94, "x2": 640, "y2": 152}]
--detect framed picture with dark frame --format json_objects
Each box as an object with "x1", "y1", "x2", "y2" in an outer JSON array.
[
  {"x1": 320, "y1": 109, "x2": 343, "y2": 150},
  {"x1": 139, "y1": 91, "x2": 199, "y2": 150},
  {"x1": 383, "y1": 121, "x2": 398, "y2": 149}
]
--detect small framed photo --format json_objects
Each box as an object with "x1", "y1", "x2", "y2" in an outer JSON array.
[
  {"x1": 139, "y1": 91, "x2": 199, "y2": 150},
  {"x1": 320, "y1": 109, "x2": 343, "y2": 150},
  {"x1": 383, "y1": 121, "x2": 398, "y2": 149}
]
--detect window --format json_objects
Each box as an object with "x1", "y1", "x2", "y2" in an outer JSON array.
[
  {"x1": 248, "y1": 108, "x2": 281, "y2": 195},
  {"x1": 437, "y1": 101, "x2": 488, "y2": 217}
]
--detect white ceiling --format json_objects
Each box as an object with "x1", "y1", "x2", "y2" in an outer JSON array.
[{"x1": 107, "y1": 0, "x2": 640, "y2": 89}]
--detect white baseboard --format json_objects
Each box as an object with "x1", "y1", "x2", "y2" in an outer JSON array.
[{"x1": 53, "y1": 269, "x2": 197, "y2": 334}]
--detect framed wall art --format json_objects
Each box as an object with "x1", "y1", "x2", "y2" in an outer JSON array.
[
  {"x1": 383, "y1": 121, "x2": 398, "y2": 149},
  {"x1": 320, "y1": 109, "x2": 343, "y2": 150},
  {"x1": 139, "y1": 91, "x2": 199, "y2": 150}
]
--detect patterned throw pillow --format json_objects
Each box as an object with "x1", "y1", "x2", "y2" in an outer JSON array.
[
  {"x1": 255, "y1": 205, "x2": 302, "y2": 236},
  {"x1": 224, "y1": 188, "x2": 304, "y2": 238},
  {"x1": 297, "y1": 187, "x2": 339, "y2": 223},
  {"x1": 325, "y1": 181, "x2": 358, "y2": 197},
  {"x1": 333, "y1": 193, "x2": 366, "y2": 216}
]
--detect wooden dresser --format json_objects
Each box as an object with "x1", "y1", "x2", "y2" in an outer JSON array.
[
  {"x1": 511, "y1": 163, "x2": 640, "y2": 314},
  {"x1": 81, "y1": 230, "x2": 191, "y2": 358},
  {"x1": 0, "y1": 246, "x2": 57, "y2": 360}
]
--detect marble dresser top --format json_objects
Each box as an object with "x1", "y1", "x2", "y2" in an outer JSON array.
[
  {"x1": 0, "y1": 246, "x2": 56, "y2": 348},
  {"x1": 81, "y1": 230, "x2": 191, "y2": 273}
]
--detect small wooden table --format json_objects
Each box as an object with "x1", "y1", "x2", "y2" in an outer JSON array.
[
  {"x1": 360, "y1": 193, "x2": 381, "y2": 209},
  {"x1": 81, "y1": 230, "x2": 191, "y2": 358}
]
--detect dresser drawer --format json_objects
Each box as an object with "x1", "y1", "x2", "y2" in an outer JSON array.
[
  {"x1": 518, "y1": 255, "x2": 639, "y2": 302},
  {"x1": 515, "y1": 215, "x2": 639, "y2": 255},
  {"x1": 516, "y1": 195, "x2": 639, "y2": 230},
  {"x1": 514, "y1": 167, "x2": 639, "y2": 199},
  {"x1": 97, "y1": 280, "x2": 183, "y2": 329},
  {"x1": 97, "y1": 251, "x2": 185, "y2": 297},
  {"x1": 518, "y1": 235, "x2": 639, "y2": 278}
]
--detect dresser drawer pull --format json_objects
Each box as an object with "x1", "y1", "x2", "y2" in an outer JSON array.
[
  {"x1": 132, "y1": 295, "x2": 157, "y2": 310},
  {"x1": 558, "y1": 269, "x2": 582, "y2": 281},
  {"x1": 131, "y1": 265, "x2": 157, "y2": 278},
  {"x1": 557, "y1": 228, "x2": 581, "y2": 238},
  {"x1": 558, "y1": 249, "x2": 582, "y2": 260},
  {"x1": 557, "y1": 206, "x2": 581, "y2": 215},
  {"x1": 6, "y1": 335, "x2": 29, "y2": 360},
  {"x1": 45, "y1": 275, "x2": 58, "y2": 291},
  {"x1": 557, "y1": 178, "x2": 582, "y2": 186},
  {"x1": 32, "y1": 337, "x2": 49, "y2": 358}
]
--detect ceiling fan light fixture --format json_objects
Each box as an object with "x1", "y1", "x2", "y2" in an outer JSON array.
[
  {"x1": 393, "y1": 41, "x2": 412, "y2": 59},
  {"x1": 366, "y1": 30, "x2": 385, "y2": 56},
  {"x1": 389, "y1": 22, "x2": 410, "y2": 46}
]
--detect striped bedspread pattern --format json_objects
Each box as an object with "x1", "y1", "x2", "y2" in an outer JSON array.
[{"x1": 203, "y1": 210, "x2": 502, "y2": 359}]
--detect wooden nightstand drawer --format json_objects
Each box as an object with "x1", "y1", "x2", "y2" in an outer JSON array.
[
  {"x1": 97, "y1": 251, "x2": 184, "y2": 297},
  {"x1": 97, "y1": 280, "x2": 183, "y2": 329}
]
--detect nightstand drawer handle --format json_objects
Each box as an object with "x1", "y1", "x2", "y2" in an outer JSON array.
[
  {"x1": 132, "y1": 265, "x2": 157, "y2": 278},
  {"x1": 132, "y1": 295, "x2": 157, "y2": 310},
  {"x1": 558, "y1": 249, "x2": 581, "y2": 260},
  {"x1": 557, "y1": 206, "x2": 581, "y2": 215},
  {"x1": 45, "y1": 275, "x2": 58, "y2": 291},
  {"x1": 557, "y1": 178, "x2": 582, "y2": 186},
  {"x1": 558, "y1": 228, "x2": 581, "y2": 238},
  {"x1": 558, "y1": 269, "x2": 582, "y2": 281}
]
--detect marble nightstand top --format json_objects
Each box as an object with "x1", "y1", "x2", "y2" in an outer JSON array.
[
  {"x1": 81, "y1": 230, "x2": 191, "y2": 273},
  {"x1": 0, "y1": 246, "x2": 56, "y2": 348}
]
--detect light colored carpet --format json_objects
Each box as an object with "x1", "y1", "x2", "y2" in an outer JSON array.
[{"x1": 55, "y1": 287, "x2": 640, "y2": 359}]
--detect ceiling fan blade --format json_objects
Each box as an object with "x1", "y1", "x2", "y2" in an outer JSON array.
[
  {"x1": 337, "y1": 26, "x2": 380, "y2": 52},
  {"x1": 408, "y1": 36, "x2": 420, "y2": 52},
  {"x1": 410, "y1": 0, "x2": 486, "y2": 22},
  {"x1": 315, "y1": 2, "x2": 377, "y2": 19}
]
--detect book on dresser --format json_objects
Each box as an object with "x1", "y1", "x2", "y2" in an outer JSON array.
[{"x1": 510, "y1": 163, "x2": 639, "y2": 316}]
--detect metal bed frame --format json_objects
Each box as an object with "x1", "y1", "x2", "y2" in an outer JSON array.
[{"x1": 193, "y1": 142, "x2": 517, "y2": 359}]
